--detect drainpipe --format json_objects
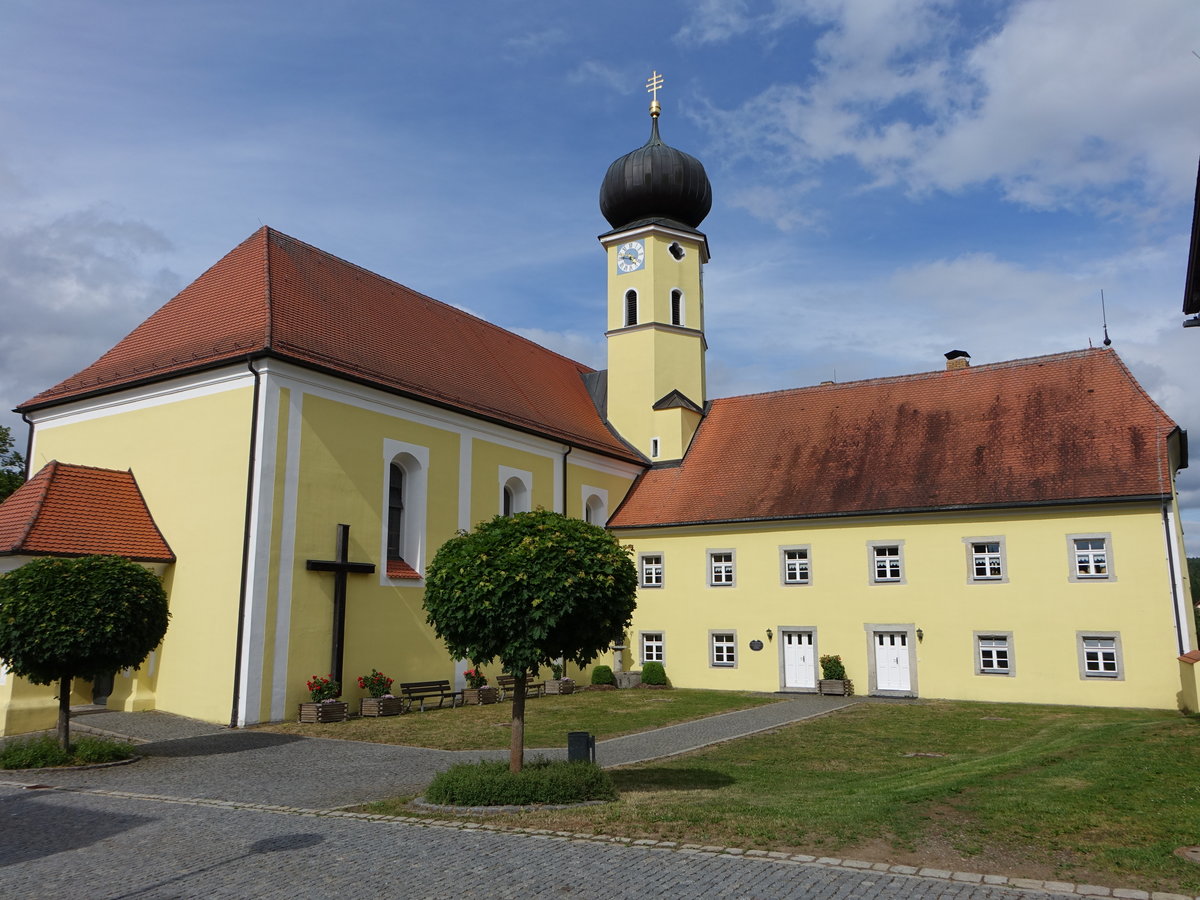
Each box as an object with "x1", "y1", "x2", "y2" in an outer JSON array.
[
  {"x1": 230, "y1": 358, "x2": 263, "y2": 728},
  {"x1": 1162, "y1": 501, "x2": 1190, "y2": 655},
  {"x1": 20, "y1": 412, "x2": 33, "y2": 479}
]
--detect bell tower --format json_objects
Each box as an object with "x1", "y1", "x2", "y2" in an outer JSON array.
[{"x1": 599, "y1": 72, "x2": 712, "y2": 462}]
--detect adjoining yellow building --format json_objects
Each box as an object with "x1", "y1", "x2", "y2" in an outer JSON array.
[{"x1": 0, "y1": 96, "x2": 1194, "y2": 735}]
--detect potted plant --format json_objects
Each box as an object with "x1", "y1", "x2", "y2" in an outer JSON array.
[
  {"x1": 357, "y1": 669, "x2": 404, "y2": 716},
  {"x1": 818, "y1": 655, "x2": 854, "y2": 696},
  {"x1": 298, "y1": 674, "x2": 349, "y2": 723},
  {"x1": 544, "y1": 661, "x2": 575, "y2": 695},
  {"x1": 461, "y1": 666, "x2": 497, "y2": 705}
]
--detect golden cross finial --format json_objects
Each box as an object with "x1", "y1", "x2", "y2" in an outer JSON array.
[{"x1": 646, "y1": 70, "x2": 663, "y2": 118}]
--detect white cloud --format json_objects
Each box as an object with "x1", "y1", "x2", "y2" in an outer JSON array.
[
  {"x1": 0, "y1": 209, "x2": 177, "y2": 432},
  {"x1": 691, "y1": 0, "x2": 1200, "y2": 217}
]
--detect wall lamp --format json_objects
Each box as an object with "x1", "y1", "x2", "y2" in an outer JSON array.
[
  {"x1": 765, "y1": 628, "x2": 773, "y2": 642},
  {"x1": 916, "y1": 628, "x2": 924, "y2": 643}
]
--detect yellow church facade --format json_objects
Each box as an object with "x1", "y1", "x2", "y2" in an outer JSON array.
[{"x1": 0, "y1": 93, "x2": 1195, "y2": 735}]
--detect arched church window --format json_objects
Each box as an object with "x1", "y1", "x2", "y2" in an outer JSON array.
[
  {"x1": 387, "y1": 462, "x2": 405, "y2": 561},
  {"x1": 625, "y1": 290, "x2": 638, "y2": 327},
  {"x1": 501, "y1": 474, "x2": 530, "y2": 516},
  {"x1": 671, "y1": 289, "x2": 683, "y2": 326},
  {"x1": 584, "y1": 493, "x2": 607, "y2": 526}
]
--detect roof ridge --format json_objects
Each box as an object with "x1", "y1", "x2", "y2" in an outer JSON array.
[
  {"x1": 263, "y1": 228, "x2": 597, "y2": 374},
  {"x1": 262, "y1": 225, "x2": 274, "y2": 349},
  {"x1": 712, "y1": 347, "x2": 1108, "y2": 404}
]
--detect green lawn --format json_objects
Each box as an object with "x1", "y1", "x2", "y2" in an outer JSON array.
[
  {"x1": 365, "y1": 700, "x2": 1200, "y2": 894},
  {"x1": 255, "y1": 688, "x2": 777, "y2": 750}
]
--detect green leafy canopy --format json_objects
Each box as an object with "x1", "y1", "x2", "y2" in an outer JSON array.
[
  {"x1": 423, "y1": 509, "x2": 638, "y2": 677},
  {"x1": 0, "y1": 555, "x2": 170, "y2": 685},
  {"x1": 0, "y1": 424, "x2": 25, "y2": 502}
]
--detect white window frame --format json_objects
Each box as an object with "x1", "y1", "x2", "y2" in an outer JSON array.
[
  {"x1": 708, "y1": 550, "x2": 735, "y2": 587},
  {"x1": 710, "y1": 631, "x2": 737, "y2": 668},
  {"x1": 964, "y1": 537, "x2": 1007, "y2": 583},
  {"x1": 1067, "y1": 534, "x2": 1115, "y2": 582},
  {"x1": 780, "y1": 545, "x2": 811, "y2": 586},
  {"x1": 640, "y1": 631, "x2": 665, "y2": 664},
  {"x1": 639, "y1": 552, "x2": 664, "y2": 588},
  {"x1": 1077, "y1": 631, "x2": 1123, "y2": 680},
  {"x1": 498, "y1": 466, "x2": 532, "y2": 517},
  {"x1": 974, "y1": 632, "x2": 1014, "y2": 676},
  {"x1": 868, "y1": 541, "x2": 905, "y2": 584},
  {"x1": 381, "y1": 440, "x2": 430, "y2": 581},
  {"x1": 650, "y1": 437, "x2": 660, "y2": 459}
]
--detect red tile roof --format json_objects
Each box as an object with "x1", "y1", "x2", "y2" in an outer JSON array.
[
  {"x1": 20, "y1": 228, "x2": 639, "y2": 462},
  {"x1": 0, "y1": 462, "x2": 174, "y2": 562},
  {"x1": 609, "y1": 349, "x2": 1178, "y2": 528}
]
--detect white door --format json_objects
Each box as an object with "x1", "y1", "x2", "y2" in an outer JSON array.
[
  {"x1": 782, "y1": 631, "x2": 816, "y2": 689},
  {"x1": 874, "y1": 631, "x2": 911, "y2": 692}
]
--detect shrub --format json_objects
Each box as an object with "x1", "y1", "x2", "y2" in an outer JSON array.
[
  {"x1": 305, "y1": 674, "x2": 340, "y2": 702},
  {"x1": 425, "y1": 759, "x2": 616, "y2": 806},
  {"x1": 819, "y1": 654, "x2": 846, "y2": 680},
  {"x1": 71, "y1": 736, "x2": 136, "y2": 765},
  {"x1": 590, "y1": 665, "x2": 615, "y2": 685},
  {"x1": 641, "y1": 661, "x2": 667, "y2": 685},
  {"x1": 356, "y1": 669, "x2": 394, "y2": 698},
  {"x1": 1, "y1": 735, "x2": 70, "y2": 769},
  {"x1": 0, "y1": 734, "x2": 136, "y2": 769}
]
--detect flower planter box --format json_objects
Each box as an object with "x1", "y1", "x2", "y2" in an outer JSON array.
[
  {"x1": 818, "y1": 679, "x2": 854, "y2": 696},
  {"x1": 298, "y1": 700, "x2": 349, "y2": 723},
  {"x1": 360, "y1": 697, "x2": 406, "y2": 717},
  {"x1": 462, "y1": 686, "x2": 498, "y2": 705},
  {"x1": 544, "y1": 678, "x2": 575, "y2": 695}
]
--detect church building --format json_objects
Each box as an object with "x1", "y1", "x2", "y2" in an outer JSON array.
[{"x1": 0, "y1": 87, "x2": 1195, "y2": 735}]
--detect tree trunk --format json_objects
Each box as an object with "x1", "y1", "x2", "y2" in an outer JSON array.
[
  {"x1": 57, "y1": 675, "x2": 71, "y2": 751},
  {"x1": 509, "y1": 673, "x2": 526, "y2": 773}
]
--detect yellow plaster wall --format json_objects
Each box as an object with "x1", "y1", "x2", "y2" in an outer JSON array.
[
  {"x1": 18, "y1": 386, "x2": 255, "y2": 728},
  {"x1": 615, "y1": 503, "x2": 1189, "y2": 709},
  {"x1": 268, "y1": 395, "x2": 636, "y2": 720}
]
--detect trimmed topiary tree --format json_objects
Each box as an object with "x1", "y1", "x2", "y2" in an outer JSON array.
[
  {"x1": 641, "y1": 661, "x2": 667, "y2": 686},
  {"x1": 590, "y1": 664, "x2": 615, "y2": 685},
  {"x1": 0, "y1": 555, "x2": 170, "y2": 749},
  {"x1": 424, "y1": 510, "x2": 637, "y2": 772}
]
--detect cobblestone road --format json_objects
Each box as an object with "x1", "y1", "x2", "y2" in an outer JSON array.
[{"x1": 0, "y1": 786, "x2": 1068, "y2": 900}]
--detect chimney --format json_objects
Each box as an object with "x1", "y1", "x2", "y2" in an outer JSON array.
[{"x1": 944, "y1": 349, "x2": 971, "y2": 371}]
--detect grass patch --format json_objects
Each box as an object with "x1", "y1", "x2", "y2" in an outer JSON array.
[
  {"x1": 0, "y1": 734, "x2": 136, "y2": 769},
  {"x1": 425, "y1": 759, "x2": 615, "y2": 806},
  {"x1": 368, "y1": 701, "x2": 1200, "y2": 894},
  {"x1": 255, "y1": 688, "x2": 776, "y2": 750}
]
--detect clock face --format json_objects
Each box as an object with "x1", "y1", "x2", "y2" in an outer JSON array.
[{"x1": 616, "y1": 240, "x2": 645, "y2": 273}]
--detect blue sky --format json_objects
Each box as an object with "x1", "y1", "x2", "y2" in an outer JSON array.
[{"x1": 3, "y1": 0, "x2": 1199, "y2": 551}]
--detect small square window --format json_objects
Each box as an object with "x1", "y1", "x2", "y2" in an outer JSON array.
[
  {"x1": 976, "y1": 633, "x2": 1013, "y2": 675},
  {"x1": 639, "y1": 553, "x2": 664, "y2": 588},
  {"x1": 1078, "y1": 633, "x2": 1122, "y2": 679},
  {"x1": 710, "y1": 632, "x2": 736, "y2": 667},
  {"x1": 871, "y1": 544, "x2": 903, "y2": 583},
  {"x1": 781, "y1": 547, "x2": 811, "y2": 585},
  {"x1": 641, "y1": 632, "x2": 664, "y2": 663},
  {"x1": 1075, "y1": 539, "x2": 1107, "y2": 577},
  {"x1": 971, "y1": 542, "x2": 1004, "y2": 580},
  {"x1": 709, "y1": 551, "x2": 735, "y2": 587},
  {"x1": 1067, "y1": 534, "x2": 1115, "y2": 582}
]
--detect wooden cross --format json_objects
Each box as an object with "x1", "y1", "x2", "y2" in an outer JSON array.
[{"x1": 306, "y1": 524, "x2": 375, "y2": 687}]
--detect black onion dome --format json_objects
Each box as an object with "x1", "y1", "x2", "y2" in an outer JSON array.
[{"x1": 600, "y1": 115, "x2": 712, "y2": 232}]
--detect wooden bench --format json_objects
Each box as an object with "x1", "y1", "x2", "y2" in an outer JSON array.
[
  {"x1": 496, "y1": 675, "x2": 544, "y2": 701},
  {"x1": 399, "y1": 680, "x2": 460, "y2": 712}
]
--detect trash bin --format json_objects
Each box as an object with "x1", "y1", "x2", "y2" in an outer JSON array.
[{"x1": 567, "y1": 731, "x2": 596, "y2": 763}]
